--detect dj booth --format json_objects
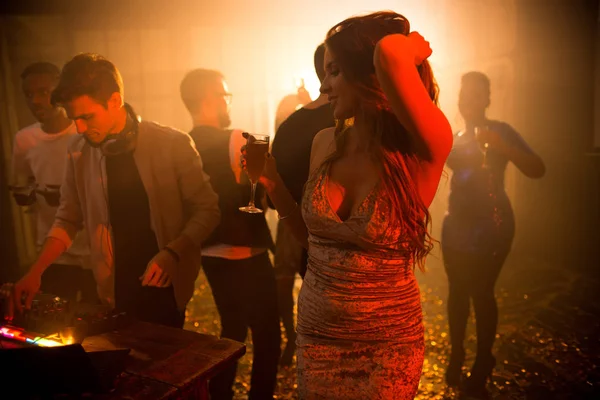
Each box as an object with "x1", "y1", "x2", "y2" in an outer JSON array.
[{"x1": 0, "y1": 293, "x2": 246, "y2": 399}]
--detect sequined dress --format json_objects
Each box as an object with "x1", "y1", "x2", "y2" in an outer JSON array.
[{"x1": 296, "y1": 164, "x2": 425, "y2": 400}]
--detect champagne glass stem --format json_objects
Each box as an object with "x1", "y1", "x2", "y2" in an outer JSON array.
[{"x1": 249, "y1": 182, "x2": 257, "y2": 208}]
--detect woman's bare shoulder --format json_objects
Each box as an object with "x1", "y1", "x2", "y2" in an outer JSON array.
[{"x1": 310, "y1": 127, "x2": 337, "y2": 172}]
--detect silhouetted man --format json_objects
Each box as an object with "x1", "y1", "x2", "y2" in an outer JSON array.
[
  {"x1": 181, "y1": 68, "x2": 280, "y2": 400},
  {"x1": 270, "y1": 43, "x2": 335, "y2": 365},
  {"x1": 10, "y1": 61, "x2": 94, "y2": 304}
]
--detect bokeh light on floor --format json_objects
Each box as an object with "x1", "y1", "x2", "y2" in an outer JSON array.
[{"x1": 184, "y1": 256, "x2": 600, "y2": 399}]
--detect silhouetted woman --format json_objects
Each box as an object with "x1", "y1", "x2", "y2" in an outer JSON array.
[{"x1": 442, "y1": 71, "x2": 545, "y2": 398}]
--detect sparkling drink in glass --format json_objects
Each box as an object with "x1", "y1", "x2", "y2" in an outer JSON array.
[
  {"x1": 239, "y1": 133, "x2": 270, "y2": 213},
  {"x1": 474, "y1": 126, "x2": 490, "y2": 168}
]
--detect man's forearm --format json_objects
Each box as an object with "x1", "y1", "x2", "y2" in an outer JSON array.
[
  {"x1": 166, "y1": 234, "x2": 195, "y2": 260},
  {"x1": 29, "y1": 237, "x2": 67, "y2": 275}
]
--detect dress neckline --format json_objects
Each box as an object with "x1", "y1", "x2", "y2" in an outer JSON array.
[{"x1": 322, "y1": 163, "x2": 379, "y2": 223}]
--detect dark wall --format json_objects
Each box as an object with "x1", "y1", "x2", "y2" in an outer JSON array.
[
  {"x1": 0, "y1": 128, "x2": 19, "y2": 283},
  {"x1": 511, "y1": 0, "x2": 599, "y2": 274}
]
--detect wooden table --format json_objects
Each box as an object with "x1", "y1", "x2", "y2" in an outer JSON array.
[{"x1": 82, "y1": 321, "x2": 246, "y2": 399}]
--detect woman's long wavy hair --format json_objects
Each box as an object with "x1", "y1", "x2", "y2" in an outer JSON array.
[{"x1": 323, "y1": 11, "x2": 439, "y2": 271}]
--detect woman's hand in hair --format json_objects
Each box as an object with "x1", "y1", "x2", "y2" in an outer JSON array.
[
  {"x1": 375, "y1": 32, "x2": 432, "y2": 67},
  {"x1": 407, "y1": 32, "x2": 432, "y2": 66}
]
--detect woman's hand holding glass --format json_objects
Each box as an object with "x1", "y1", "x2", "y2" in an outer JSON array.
[
  {"x1": 239, "y1": 132, "x2": 275, "y2": 213},
  {"x1": 240, "y1": 132, "x2": 280, "y2": 188}
]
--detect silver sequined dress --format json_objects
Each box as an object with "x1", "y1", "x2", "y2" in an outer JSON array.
[{"x1": 296, "y1": 164, "x2": 425, "y2": 400}]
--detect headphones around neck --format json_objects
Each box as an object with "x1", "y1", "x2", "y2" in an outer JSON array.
[{"x1": 87, "y1": 103, "x2": 141, "y2": 156}]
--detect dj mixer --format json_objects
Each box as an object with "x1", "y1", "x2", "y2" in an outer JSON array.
[
  {"x1": 0, "y1": 285, "x2": 133, "y2": 397},
  {"x1": 0, "y1": 285, "x2": 130, "y2": 347}
]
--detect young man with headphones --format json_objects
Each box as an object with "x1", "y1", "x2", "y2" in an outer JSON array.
[{"x1": 11, "y1": 53, "x2": 221, "y2": 328}]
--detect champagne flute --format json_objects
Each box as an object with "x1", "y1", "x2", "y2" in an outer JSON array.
[
  {"x1": 474, "y1": 126, "x2": 490, "y2": 168},
  {"x1": 239, "y1": 133, "x2": 270, "y2": 213}
]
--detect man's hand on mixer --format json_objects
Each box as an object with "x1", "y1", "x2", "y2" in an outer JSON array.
[
  {"x1": 1, "y1": 283, "x2": 15, "y2": 321},
  {"x1": 0, "y1": 283, "x2": 12, "y2": 299},
  {"x1": 140, "y1": 249, "x2": 174, "y2": 288},
  {"x1": 12, "y1": 271, "x2": 42, "y2": 313}
]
